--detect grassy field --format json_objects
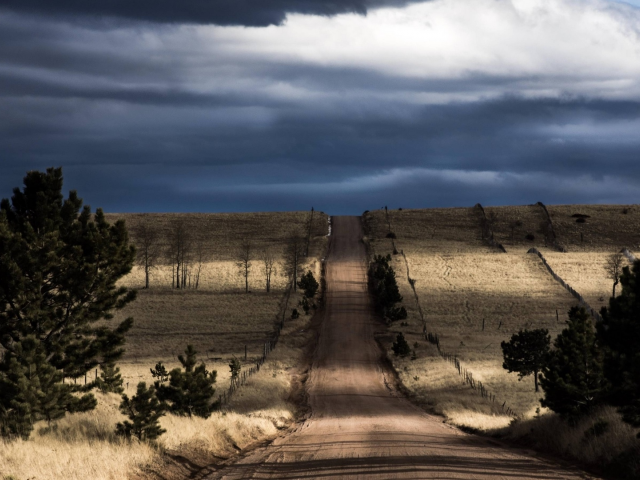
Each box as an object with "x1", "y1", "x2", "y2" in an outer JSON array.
[
  {"x1": 0, "y1": 211, "x2": 327, "y2": 480},
  {"x1": 106, "y1": 210, "x2": 328, "y2": 392},
  {"x1": 0, "y1": 297, "x2": 318, "y2": 480},
  {"x1": 364, "y1": 205, "x2": 640, "y2": 447}
]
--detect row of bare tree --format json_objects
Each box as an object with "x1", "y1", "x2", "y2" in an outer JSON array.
[
  {"x1": 131, "y1": 219, "x2": 207, "y2": 290},
  {"x1": 130, "y1": 218, "x2": 310, "y2": 292},
  {"x1": 236, "y1": 235, "x2": 306, "y2": 293}
]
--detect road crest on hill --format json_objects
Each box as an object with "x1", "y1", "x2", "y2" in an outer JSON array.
[{"x1": 206, "y1": 216, "x2": 596, "y2": 480}]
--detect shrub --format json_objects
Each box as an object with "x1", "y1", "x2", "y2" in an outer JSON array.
[
  {"x1": 386, "y1": 232, "x2": 397, "y2": 239},
  {"x1": 116, "y1": 382, "x2": 166, "y2": 441},
  {"x1": 291, "y1": 308, "x2": 299, "y2": 319},
  {"x1": 392, "y1": 333, "x2": 411, "y2": 357},
  {"x1": 525, "y1": 233, "x2": 535, "y2": 241},
  {"x1": 300, "y1": 297, "x2": 311, "y2": 315}
]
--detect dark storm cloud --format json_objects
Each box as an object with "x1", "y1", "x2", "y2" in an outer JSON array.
[
  {"x1": 0, "y1": 0, "x2": 419, "y2": 26},
  {"x1": 1, "y1": 1, "x2": 640, "y2": 213}
]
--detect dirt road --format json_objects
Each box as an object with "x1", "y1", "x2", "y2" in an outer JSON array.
[{"x1": 208, "y1": 216, "x2": 593, "y2": 479}]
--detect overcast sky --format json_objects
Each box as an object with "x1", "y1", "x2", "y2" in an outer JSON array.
[{"x1": 1, "y1": 0, "x2": 639, "y2": 214}]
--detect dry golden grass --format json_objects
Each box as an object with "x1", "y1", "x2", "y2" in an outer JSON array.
[
  {"x1": 501, "y1": 405, "x2": 639, "y2": 468},
  {"x1": 0, "y1": 293, "x2": 317, "y2": 480}
]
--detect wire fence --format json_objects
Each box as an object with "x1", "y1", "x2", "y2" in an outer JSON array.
[
  {"x1": 474, "y1": 203, "x2": 507, "y2": 253},
  {"x1": 527, "y1": 247, "x2": 603, "y2": 322},
  {"x1": 216, "y1": 283, "x2": 293, "y2": 409},
  {"x1": 425, "y1": 333, "x2": 518, "y2": 418},
  {"x1": 381, "y1": 208, "x2": 519, "y2": 417}
]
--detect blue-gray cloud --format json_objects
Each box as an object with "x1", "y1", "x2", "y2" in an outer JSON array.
[
  {"x1": 0, "y1": 0, "x2": 419, "y2": 26},
  {"x1": 1, "y1": 0, "x2": 640, "y2": 213}
]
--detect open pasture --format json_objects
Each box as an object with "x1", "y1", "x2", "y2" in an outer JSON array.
[
  {"x1": 364, "y1": 205, "x2": 639, "y2": 428},
  {"x1": 103, "y1": 210, "x2": 328, "y2": 388}
]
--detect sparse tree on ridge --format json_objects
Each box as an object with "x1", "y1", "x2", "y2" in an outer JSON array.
[
  {"x1": 284, "y1": 234, "x2": 305, "y2": 292},
  {"x1": 0, "y1": 167, "x2": 136, "y2": 439},
  {"x1": 261, "y1": 247, "x2": 277, "y2": 293},
  {"x1": 509, "y1": 219, "x2": 523, "y2": 241},
  {"x1": 131, "y1": 219, "x2": 162, "y2": 289},
  {"x1": 304, "y1": 207, "x2": 315, "y2": 256},
  {"x1": 501, "y1": 328, "x2": 550, "y2": 392},
  {"x1": 237, "y1": 239, "x2": 252, "y2": 293},
  {"x1": 605, "y1": 251, "x2": 625, "y2": 298}
]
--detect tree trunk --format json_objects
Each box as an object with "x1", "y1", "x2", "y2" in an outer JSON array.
[
  {"x1": 534, "y1": 370, "x2": 539, "y2": 392},
  {"x1": 245, "y1": 265, "x2": 249, "y2": 293},
  {"x1": 613, "y1": 280, "x2": 618, "y2": 298}
]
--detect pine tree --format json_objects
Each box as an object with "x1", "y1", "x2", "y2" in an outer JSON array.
[
  {"x1": 392, "y1": 333, "x2": 411, "y2": 357},
  {"x1": 150, "y1": 362, "x2": 169, "y2": 384},
  {"x1": 598, "y1": 260, "x2": 640, "y2": 433},
  {"x1": 368, "y1": 255, "x2": 404, "y2": 322},
  {"x1": 540, "y1": 307, "x2": 606, "y2": 418},
  {"x1": 116, "y1": 382, "x2": 166, "y2": 441},
  {"x1": 95, "y1": 363, "x2": 124, "y2": 394},
  {"x1": 155, "y1": 346, "x2": 217, "y2": 418},
  {"x1": 501, "y1": 329, "x2": 550, "y2": 392},
  {"x1": 229, "y1": 357, "x2": 241, "y2": 382},
  {"x1": 0, "y1": 337, "x2": 95, "y2": 439},
  {"x1": 0, "y1": 168, "x2": 135, "y2": 438},
  {"x1": 298, "y1": 271, "x2": 319, "y2": 299}
]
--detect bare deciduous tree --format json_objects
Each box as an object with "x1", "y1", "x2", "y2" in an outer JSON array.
[
  {"x1": 304, "y1": 207, "x2": 314, "y2": 256},
  {"x1": 131, "y1": 220, "x2": 162, "y2": 289},
  {"x1": 606, "y1": 251, "x2": 625, "y2": 298},
  {"x1": 192, "y1": 238, "x2": 208, "y2": 290},
  {"x1": 166, "y1": 218, "x2": 192, "y2": 289},
  {"x1": 237, "y1": 239, "x2": 252, "y2": 293},
  {"x1": 509, "y1": 219, "x2": 523, "y2": 241},
  {"x1": 261, "y1": 247, "x2": 277, "y2": 293},
  {"x1": 284, "y1": 234, "x2": 305, "y2": 292}
]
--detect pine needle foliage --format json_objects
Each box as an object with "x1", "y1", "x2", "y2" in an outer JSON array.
[
  {"x1": 95, "y1": 363, "x2": 124, "y2": 394},
  {"x1": 298, "y1": 271, "x2": 319, "y2": 299},
  {"x1": 392, "y1": 332, "x2": 411, "y2": 357},
  {"x1": 116, "y1": 382, "x2": 166, "y2": 441},
  {"x1": 368, "y1": 254, "x2": 407, "y2": 322},
  {"x1": 155, "y1": 345, "x2": 217, "y2": 418},
  {"x1": 0, "y1": 168, "x2": 135, "y2": 439},
  {"x1": 501, "y1": 329, "x2": 550, "y2": 392},
  {"x1": 540, "y1": 307, "x2": 606, "y2": 419},
  {"x1": 598, "y1": 260, "x2": 640, "y2": 434}
]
